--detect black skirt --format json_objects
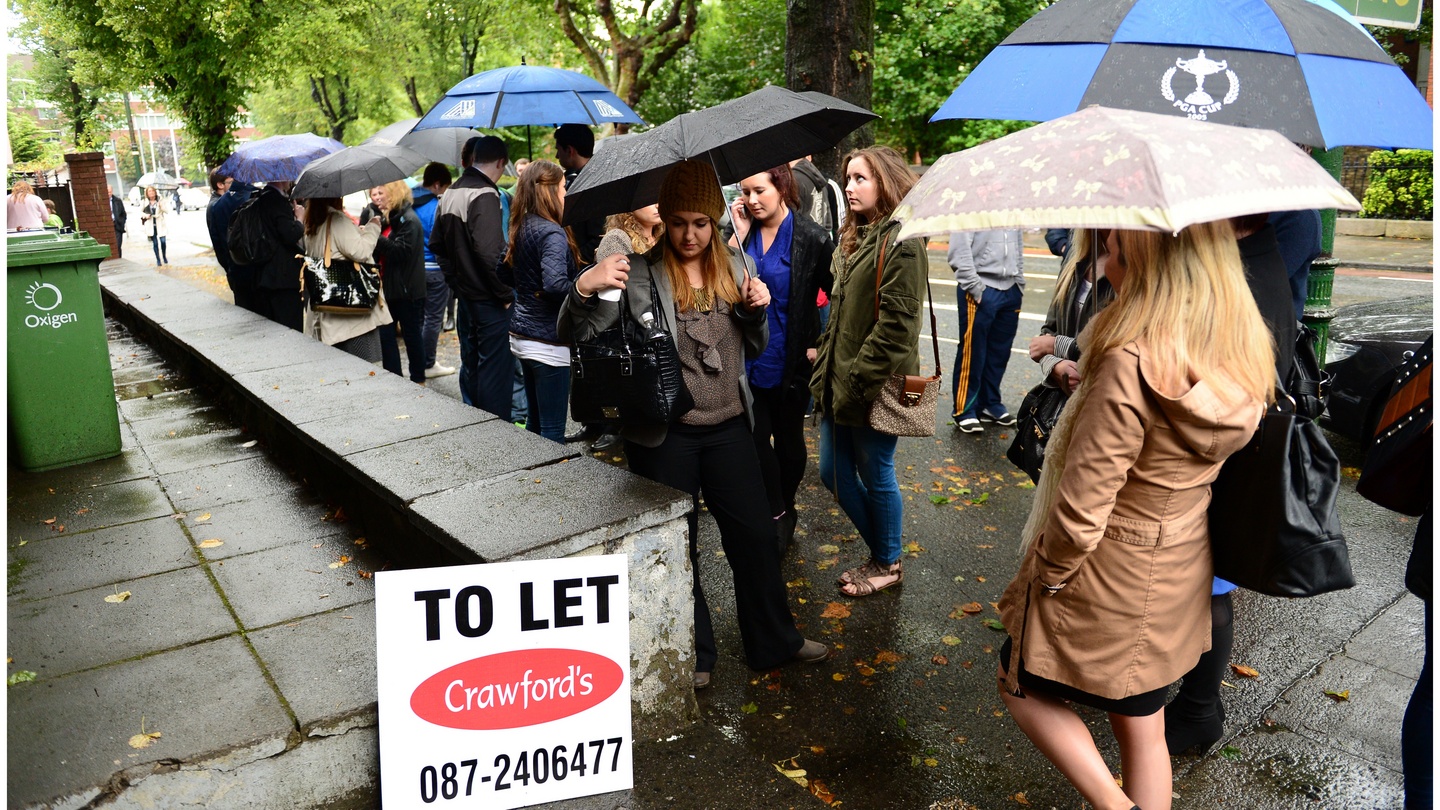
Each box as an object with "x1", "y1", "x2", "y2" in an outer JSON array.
[{"x1": 999, "y1": 637, "x2": 1168, "y2": 717}]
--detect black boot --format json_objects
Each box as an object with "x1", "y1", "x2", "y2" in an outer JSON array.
[
  {"x1": 777, "y1": 511, "x2": 797, "y2": 557},
  {"x1": 1164, "y1": 592, "x2": 1234, "y2": 755}
]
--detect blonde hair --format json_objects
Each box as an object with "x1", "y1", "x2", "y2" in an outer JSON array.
[
  {"x1": 507, "y1": 159, "x2": 578, "y2": 262},
  {"x1": 661, "y1": 217, "x2": 741, "y2": 313},
  {"x1": 605, "y1": 211, "x2": 661, "y2": 253},
  {"x1": 838, "y1": 145, "x2": 915, "y2": 257},
  {"x1": 11, "y1": 180, "x2": 33, "y2": 200},
  {"x1": 376, "y1": 180, "x2": 412, "y2": 212},
  {"x1": 1086, "y1": 221, "x2": 1274, "y2": 405}
]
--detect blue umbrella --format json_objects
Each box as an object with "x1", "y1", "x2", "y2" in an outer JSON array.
[
  {"x1": 412, "y1": 65, "x2": 645, "y2": 132},
  {"x1": 216, "y1": 133, "x2": 346, "y2": 184},
  {"x1": 931, "y1": 0, "x2": 1432, "y2": 150}
]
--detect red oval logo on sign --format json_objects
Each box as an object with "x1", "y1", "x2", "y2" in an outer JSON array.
[{"x1": 411, "y1": 649, "x2": 624, "y2": 730}]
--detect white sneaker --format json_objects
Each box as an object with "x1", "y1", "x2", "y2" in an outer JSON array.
[{"x1": 424, "y1": 363, "x2": 457, "y2": 378}]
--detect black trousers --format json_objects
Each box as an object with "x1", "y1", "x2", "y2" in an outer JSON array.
[
  {"x1": 256, "y1": 288, "x2": 304, "y2": 332},
  {"x1": 751, "y1": 383, "x2": 809, "y2": 516},
  {"x1": 625, "y1": 417, "x2": 803, "y2": 673}
]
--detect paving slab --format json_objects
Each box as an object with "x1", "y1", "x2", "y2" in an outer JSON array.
[
  {"x1": 207, "y1": 537, "x2": 387, "y2": 630},
  {"x1": 248, "y1": 601, "x2": 378, "y2": 733},
  {"x1": 7, "y1": 477, "x2": 175, "y2": 544},
  {"x1": 7, "y1": 515, "x2": 197, "y2": 603},
  {"x1": 1342, "y1": 592, "x2": 1426, "y2": 681},
  {"x1": 297, "y1": 391, "x2": 491, "y2": 457},
  {"x1": 118, "y1": 388, "x2": 212, "y2": 423},
  {"x1": 178, "y1": 490, "x2": 347, "y2": 561},
  {"x1": 6, "y1": 635, "x2": 292, "y2": 810},
  {"x1": 234, "y1": 362, "x2": 425, "y2": 425},
  {"x1": 345, "y1": 421, "x2": 577, "y2": 505},
  {"x1": 156, "y1": 456, "x2": 302, "y2": 513},
  {"x1": 175, "y1": 321, "x2": 336, "y2": 377},
  {"x1": 410, "y1": 457, "x2": 688, "y2": 562},
  {"x1": 5, "y1": 447, "x2": 155, "y2": 502},
  {"x1": 138, "y1": 426, "x2": 265, "y2": 476},
  {"x1": 8, "y1": 565, "x2": 235, "y2": 679}
]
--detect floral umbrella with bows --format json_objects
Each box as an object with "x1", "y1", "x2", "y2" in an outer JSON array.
[{"x1": 892, "y1": 105, "x2": 1359, "y2": 240}]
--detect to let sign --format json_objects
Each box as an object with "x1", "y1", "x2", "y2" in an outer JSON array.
[
  {"x1": 1332, "y1": 0, "x2": 1423, "y2": 30},
  {"x1": 376, "y1": 556, "x2": 632, "y2": 809}
]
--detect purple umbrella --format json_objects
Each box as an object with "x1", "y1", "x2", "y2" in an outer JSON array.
[{"x1": 216, "y1": 134, "x2": 346, "y2": 184}]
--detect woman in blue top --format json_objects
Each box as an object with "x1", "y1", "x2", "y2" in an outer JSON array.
[
  {"x1": 729, "y1": 164, "x2": 834, "y2": 555},
  {"x1": 506, "y1": 160, "x2": 580, "y2": 443}
]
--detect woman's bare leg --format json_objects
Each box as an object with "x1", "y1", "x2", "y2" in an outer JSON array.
[
  {"x1": 999, "y1": 669, "x2": 1136, "y2": 810},
  {"x1": 1110, "y1": 710, "x2": 1171, "y2": 810}
]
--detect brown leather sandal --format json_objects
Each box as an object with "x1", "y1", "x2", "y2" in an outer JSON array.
[{"x1": 838, "y1": 559, "x2": 903, "y2": 597}]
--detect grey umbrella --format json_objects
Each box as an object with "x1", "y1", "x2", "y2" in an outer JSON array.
[
  {"x1": 562, "y1": 85, "x2": 876, "y2": 225},
  {"x1": 293, "y1": 143, "x2": 429, "y2": 199},
  {"x1": 136, "y1": 170, "x2": 182, "y2": 189},
  {"x1": 363, "y1": 118, "x2": 476, "y2": 167}
]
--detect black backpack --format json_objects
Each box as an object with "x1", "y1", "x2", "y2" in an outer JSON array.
[{"x1": 227, "y1": 195, "x2": 276, "y2": 266}]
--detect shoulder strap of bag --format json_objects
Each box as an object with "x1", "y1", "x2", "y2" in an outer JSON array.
[
  {"x1": 322, "y1": 219, "x2": 333, "y2": 269},
  {"x1": 872, "y1": 226, "x2": 941, "y2": 376}
]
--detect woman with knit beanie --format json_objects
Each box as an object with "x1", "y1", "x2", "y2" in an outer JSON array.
[{"x1": 559, "y1": 159, "x2": 830, "y2": 691}]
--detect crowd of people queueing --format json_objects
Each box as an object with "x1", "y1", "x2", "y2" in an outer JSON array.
[{"x1": 186, "y1": 123, "x2": 1425, "y2": 810}]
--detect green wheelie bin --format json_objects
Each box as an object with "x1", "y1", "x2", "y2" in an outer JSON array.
[{"x1": 6, "y1": 231, "x2": 122, "y2": 471}]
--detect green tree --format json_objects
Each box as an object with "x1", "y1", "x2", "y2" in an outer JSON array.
[
  {"x1": 555, "y1": 0, "x2": 700, "y2": 127},
  {"x1": 873, "y1": 0, "x2": 1042, "y2": 163},
  {"x1": 641, "y1": 0, "x2": 785, "y2": 123},
  {"x1": 6, "y1": 111, "x2": 65, "y2": 176}
]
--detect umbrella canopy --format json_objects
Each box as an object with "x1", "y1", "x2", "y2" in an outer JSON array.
[
  {"x1": 293, "y1": 143, "x2": 430, "y2": 199},
  {"x1": 136, "y1": 170, "x2": 182, "y2": 189},
  {"x1": 931, "y1": 0, "x2": 1433, "y2": 150},
  {"x1": 562, "y1": 86, "x2": 877, "y2": 225},
  {"x1": 892, "y1": 106, "x2": 1360, "y2": 240},
  {"x1": 363, "y1": 118, "x2": 476, "y2": 166},
  {"x1": 217, "y1": 134, "x2": 346, "y2": 184},
  {"x1": 412, "y1": 65, "x2": 645, "y2": 131}
]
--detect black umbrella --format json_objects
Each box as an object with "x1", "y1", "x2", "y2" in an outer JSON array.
[
  {"x1": 363, "y1": 118, "x2": 476, "y2": 167},
  {"x1": 293, "y1": 143, "x2": 429, "y2": 199},
  {"x1": 562, "y1": 85, "x2": 876, "y2": 225}
]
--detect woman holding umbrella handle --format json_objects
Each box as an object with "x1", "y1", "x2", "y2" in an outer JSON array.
[
  {"x1": 809, "y1": 146, "x2": 926, "y2": 598},
  {"x1": 994, "y1": 223, "x2": 1273, "y2": 810},
  {"x1": 560, "y1": 160, "x2": 830, "y2": 691}
]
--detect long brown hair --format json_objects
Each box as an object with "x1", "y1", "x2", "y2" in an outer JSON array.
[
  {"x1": 304, "y1": 198, "x2": 343, "y2": 236},
  {"x1": 661, "y1": 215, "x2": 741, "y2": 313},
  {"x1": 507, "y1": 159, "x2": 578, "y2": 261},
  {"x1": 838, "y1": 145, "x2": 915, "y2": 257}
]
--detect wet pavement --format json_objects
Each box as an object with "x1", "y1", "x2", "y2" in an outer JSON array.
[{"x1": 6, "y1": 217, "x2": 1430, "y2": 808}]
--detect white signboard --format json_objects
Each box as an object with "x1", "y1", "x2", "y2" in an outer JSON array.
[{"x1": 376, "y1": 556, "x2": 632, "y2": 809}]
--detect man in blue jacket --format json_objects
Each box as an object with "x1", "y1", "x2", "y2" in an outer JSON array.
[
  {"x1": 412, "y1": 163, "x2": 454, "y2": 378},
  {"x1": 205, "y1": 169, "x2": 260, "y2": 314}
]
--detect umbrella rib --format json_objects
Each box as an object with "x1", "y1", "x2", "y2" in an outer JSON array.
[{"x1": 489, "y1": 91, "x2": 504, "y2": 130}]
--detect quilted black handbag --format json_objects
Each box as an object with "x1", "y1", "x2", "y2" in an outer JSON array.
[
  {"x1": 569, "y1": 275, "x2": 693, "y2": 427},
  {"x1": 302, "y1": 224, "x2": 381, "y2": 314},
  {"x1": 1007, "y1": 382, "x2": 1068, "y2": 483},
  {"x1": 1208, "y1": 327, "x2": 1352, "y2": 598}
]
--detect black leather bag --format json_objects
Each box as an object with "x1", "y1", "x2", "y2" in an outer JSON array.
[
  {"x1": 569, "y1": 278, "x2": 693, "y2": 427},
  {"x1": 1208, "y1": 327, "x2": 1352, "y2": 598},
  {"x1": 1007, "y1": 382, "x2": 1068, "y2": 483},
  {"x1": 1357, "y1": 335, "x2": 1432, "y2": 516},
  {"x1": 302, "y1": 225, "x2": 381, "y2": 314}
]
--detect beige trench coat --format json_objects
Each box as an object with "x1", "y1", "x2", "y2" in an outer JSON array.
[{"x1": 997, "y1": 341, "x2": 1262, "y2": 700}]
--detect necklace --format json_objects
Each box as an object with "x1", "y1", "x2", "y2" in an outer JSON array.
[{"x1": 690, "y1": 285, "x2": 712, "y2": 313}]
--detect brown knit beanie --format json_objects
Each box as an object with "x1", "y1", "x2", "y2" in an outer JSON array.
[{"x1": 657, "y1": 160, "x2": 724, "y2": 223}]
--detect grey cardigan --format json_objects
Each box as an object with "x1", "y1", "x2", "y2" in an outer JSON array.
[{"x1": 557, "y1": 246, "x2": 767, "y2": 448}]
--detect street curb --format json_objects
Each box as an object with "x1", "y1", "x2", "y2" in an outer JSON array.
[{"x1": 1337, "y1": 261, "x2": 1434, "y2": 273}]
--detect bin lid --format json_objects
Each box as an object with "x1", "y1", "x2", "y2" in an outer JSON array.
[{"x1": 6, "y1": 232, "x2": 113, "y2": 268}]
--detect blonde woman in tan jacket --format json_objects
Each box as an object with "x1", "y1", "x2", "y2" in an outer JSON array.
[
  {"x1": 302, "y1": 198, "x2": 390, "y2": 361},
  {"x1": 995, "y1": 221, "x2": 1274, "y2": 810}
]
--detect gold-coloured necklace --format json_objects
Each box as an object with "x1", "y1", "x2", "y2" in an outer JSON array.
[{"x1": 691, "y1": 285, "x2": 712, "y2": 313}]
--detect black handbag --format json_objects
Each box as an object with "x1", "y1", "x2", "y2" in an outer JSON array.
[
  {"x1": 569, "y1": 275, "x2": 693, "y2": 427},
  {"x1": 303, "y1": 224, "x2": 381, "y2": 314},
  {"x1": 1007, "y1": 383, "x2": 1068, "y2": 483},
  {"x1": 1357, "y1": 335, "x2": 1432, "y2": 516},
  {"x1": 1208, "y1": 326, "x2": 1353, "y2": 598}
]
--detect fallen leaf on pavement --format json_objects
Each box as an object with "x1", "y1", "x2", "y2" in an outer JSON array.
[
  {"x1": 197, "y1": 539, "x2": 223, "y2": 549},
  {"x1": 1013, "y1": 792, "x2": 1030, "y2": 806},
  {"x1": 817, "y1": 544, "x2": 840, "y2": 554},
  {"x1": 196, "y1": 513, "x2": 211, "y2": 522},
  {"x1": 104, "y1": 591, "x2": 132, "y2": 604},
  {"x1": 924, "y1": 758, "x2": 939, "y2": 767},
  {"x1": 983, "y1": 619, "x2": 1006, "y2": 632},
  {"x1": 240, "y1": 440, "x2": 257, "y2": 448},
  {"x1": 42, "y1": 517, "x2": 56, "y2": 525},
  {"x1": 832, "y1": 673, "x2": 846, "y2": 681},
  {"x1": 358, "y1": 570, "x2": 373, "y2": 579},
  {"x1": 961, "y1": 602, "x2": 985, "y2": 614},
  {"x1": 809, "y1": 779, "x2": 838, "y2": 804},
  {"x1": 774, "y1": 759, "x2": 808, "y2": 786},
  {"x1": 820, "y1": 602, "x2": 851, "y2": 619},
  {"x1": 1324, "y1": 689, "x2": 1350, "y2": 702},
  {"x1": 1230, "y1": 664, "x2": 1260, "y2": 678},
  {"x1": 75, "y1": 508, "x2": 89, "y2": 515},
  {"x1": 874, "y1": 650, "x2": 903, "y2": 664},
  {"x1": 741, "y1": 702, "x2": 759, "y2": 714},
  {"x1": 128, "y1": 731, "x2": 162, "y2": 749},
  {"x1": 941, "y1": 635, "x2": 961, "y2": 646},
  {"x1": 932, "y1": 654, "x2": 949, "y2": 666},
  {"x1": 8, "y1": 670, "x2": 37, "y2": 686}
]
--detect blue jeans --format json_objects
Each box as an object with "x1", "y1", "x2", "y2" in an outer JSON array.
[
  {"x1": 511, "y1": 359, "x2": 529, "y2": 424},
  {"x1": 422, "y1": 267, "x2": 448, "y2": 368},
  {"x1": 952, "y1": 284, "x2": 1022, "y2": 418},
  {"x1": 456, "y1": 298, "x2": 513, "y2": 418},
  {"x1": 1405, "y1": 597, "x2": 1433, "y2": 808},
  {"x1": 818, "y1": 417, "x2": 903, "y2": 566},
  {"x1": 520, "y1": 358, "x2": 570, "y2": 442},
  {"x1": 378, "y1": 296, "x2": 427, "y2": 383},
  {"x1": 149, "y1": 235, "x2": 168, "y2": 265}
]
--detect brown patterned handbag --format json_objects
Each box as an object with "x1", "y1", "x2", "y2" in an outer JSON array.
[{"x1": 867, "y1": 229, "x2": 941, "y2": 437}]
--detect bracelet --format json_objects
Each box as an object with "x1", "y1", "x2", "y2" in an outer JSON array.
[{"x1": 575, "y1": 284, "x2": 594, "y2": 300}]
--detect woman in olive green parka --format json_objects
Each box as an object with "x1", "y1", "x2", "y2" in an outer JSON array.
[{"x1": 810, "y1": 146, "x2": 928, "y2": 598}]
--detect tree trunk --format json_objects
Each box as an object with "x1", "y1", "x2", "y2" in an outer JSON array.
[{"x1": 785, "y1": 0, "x2": 874, "y2": 179}]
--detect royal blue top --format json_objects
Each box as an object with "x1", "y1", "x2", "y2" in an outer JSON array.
[{"x1": 744, "y1": 211, "x2": 793, "y2": 390}]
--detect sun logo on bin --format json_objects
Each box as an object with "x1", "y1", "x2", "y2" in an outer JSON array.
[{"x1": 24, "y1": 282, "x2": 63, "y2": 312}]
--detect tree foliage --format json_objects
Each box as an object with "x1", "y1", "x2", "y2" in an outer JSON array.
[
  {"x1": 554, "y1": 0, "x2": 699, "y2": 127},
  {"x1": 873, "y1": 0, "x2": 1042, "y2": 163},
  {"x1": 641, "y1": 0, "x2": 785, "y2": 123}
]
